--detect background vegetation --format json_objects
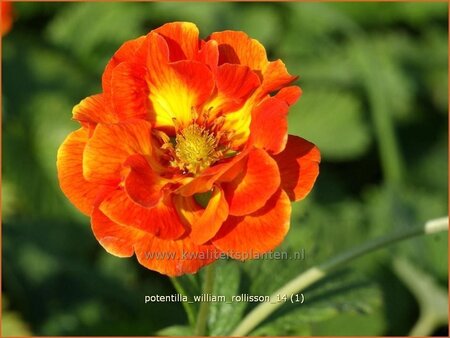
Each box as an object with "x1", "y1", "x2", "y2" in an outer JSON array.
[{"x1": 2, "y1": 1, "x2": 448, "y2": 336}]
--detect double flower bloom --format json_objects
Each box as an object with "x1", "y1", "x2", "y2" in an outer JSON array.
[{"x1": 57, "y1": 22, "x2": 320, "y2": 276}]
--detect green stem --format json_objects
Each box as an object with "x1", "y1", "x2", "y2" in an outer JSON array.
[
  {"x1": 356, "y1": 39, "x2": 405, "y2": 186},
  {"x1": 170, "y1": 277, "x2": 196, "y2": 328},
  {"x1": 410, "y1": 313, "x2": 438, "y2": 337},
  {"x1": 231, "y1": 217, "x2": 448, "y2": 336},
  {"x1": 195, "y1": 263, "x2": 216, "y2": 336}
]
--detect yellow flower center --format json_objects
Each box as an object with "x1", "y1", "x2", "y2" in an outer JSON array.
[{"x1": 172, "y1": 124, "x2": 221, "y2": 175}]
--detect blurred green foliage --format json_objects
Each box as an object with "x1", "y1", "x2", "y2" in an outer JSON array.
[{"x1": 2, "y1": 1, "x2": 448, "y2": 336}]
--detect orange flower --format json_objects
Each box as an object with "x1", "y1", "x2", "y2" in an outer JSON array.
[
  {"x1": 57, "y1": 22, "x2": 320, "y2": 276},
  {"x1": 1, "y1": 1, "x2": 13, "y2": 36}
]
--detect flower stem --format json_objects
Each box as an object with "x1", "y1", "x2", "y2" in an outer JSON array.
[
  {"x1": 195, "y1": 263, "x2": 215, "y2": 336},
  {"x1": 170, "y1": 277, "x2": 196, "y2": 328},
  {"x1": 231, "y1": 217, "x2": 448, "y2": 336}
]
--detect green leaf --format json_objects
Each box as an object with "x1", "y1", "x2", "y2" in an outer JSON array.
[
  {"x1": 170, "y1": 274, "x2": 201, "y2": 327},
  {"x1": 208, "y1": 261, "x2": 247, "y2": 336},
  {"x1": 289, "y1": 89, "x2": 371, "y2": 160}
]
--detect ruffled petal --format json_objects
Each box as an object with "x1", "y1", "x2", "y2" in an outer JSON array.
[
  {"x1": 274, "y1": 86, "x2": 302, "y2": 106},
  {"x1": 92, "y1": 207, "x2": 217, "y2": 276},
  {"x1": 176, "y1": 149, "x2": 250, "y2": 197},
  {"x1": 72, "y1": 94, "x2": 118, "y2": 130},
  {"x1": 249, "y1": 97, "x2": 289, "y2": 155},
  {"x1": 212, "y1": 189, "x2": 291, "y2": 258},
  {"x1": 102, "y1": 35, "x2": 147, "y2": 100},
  {"x1": 154, "y1": 22, "x2": 200, "y2": 61},
  {"x1": 83, "y1": 120, "x2": 153, "y2": 185},
  {"x1": 260, "y1": 60, "x2": 297, "y2": 96},
  {"x1": 209, "y1": 30, "x2": 268, "y2": 75},
  {"x1": 173, "y1": 194, "x2": 203, "y2": 227},
  {"x1": 272, "y1": 135, "x2": 321, "y2": 201},
  {"x1": 57, "y1": 128, "x2": 113, "y2": 215},
  {"x1": 99, "y1": 189, "x2": 186, "y2": 240},
  {"x1": 190, "y1": 186, "x2": 229, "y2": 245},
  {"x1": 209, "y1": 31, "x2": 297, "y2": 100},
  {"x1": 91, "y1": 207, "x2": 144, "y2": 257},
  {"x1": 206, "y1": 63, "x2": 260, "y2": 116},
  {"x1": 123, "y1": 154, "x2": 167, "y2": 207},
  {"x1": 110, "y1": 62, "x2": 150, "y2": 121},
  {"x1": 197, "y1": 39, "x2": 219, "y2": 72},
  {"x1": 222, "y1": 148, "x2": 280, "y2": 216}
]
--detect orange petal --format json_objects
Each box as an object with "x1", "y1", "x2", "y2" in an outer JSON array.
[
  {"x1": 83, "y1": 120, "x2": 153, "y2": 185},
  {"x1": 102, "y1": 35, "x2": 147, "y2": 100},
  {"x1": 209, "y1": 31, "x2": 296, "y2": 100},
  {"x1": 260, "y1": 60, "x2": 297, "y2": 96},
  {"x1": 173, "y1": 194, "x2": 203, "y2": 227},
  {"x1": 197, "y1": 39, "x2": 219, "y2": 72},
  {"x1": 190, "y1": 186, "x2": 229, "y2": 245},
  {"x1": 99, "y1": 189, "x2": 186, "y2": 240},
  {"x1": 209, "y1": 30, "x2": 268, "y2": 74},
  {"x1": 212, "y1": 189, "x2": 291, "y2": 258},
  {"x1": 124, "y1": 154, "x2": 165, "y2": 207},
  {"x1": 91, "y1": 207, "x2": 144, "y2": 257},
  {"x1": 72, "y1": 94, "x2": 118, "y2": 130},
  {"x1": 92, "y1": 207, "x2": 217, "y2": 276},
  {"x1": 57, "y1": 128, "x2": 113, "y2": 215},
  {"x1": 207, "y1": 63, "x2": 260, "y2": 115},
  {"x1": 222, "y1": 148, "x2": 280, "y2": 216},
  {"x1": 274, "y1": 85, "x2": 302, "y2": 106},
  {"x1": 110, "y1": 62, "x2": 150, "y2": 121},
  {"x1": 249, "y1": 97, "x2": 289, "y2": 155},
  {"x1": 154, "y1": 22, "x2": 200, "y2": 61},
  {"x1": 272, "y1": 135, "x2": 321, "y2": 201}
]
